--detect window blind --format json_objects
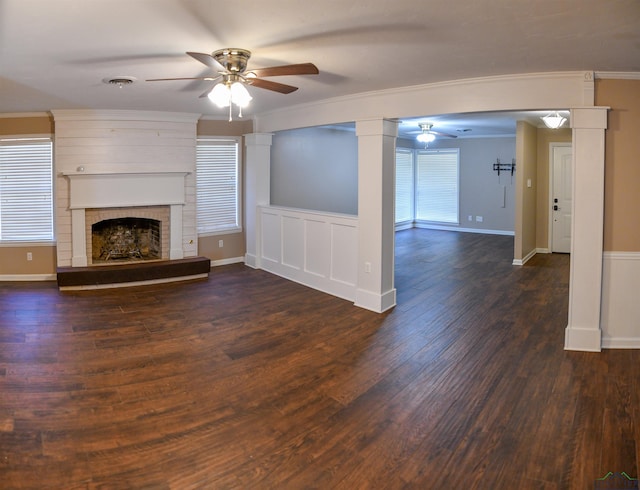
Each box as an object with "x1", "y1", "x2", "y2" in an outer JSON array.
[
  {"x1": 0, "y1": 138, "x2": 53, "y2": 242},
  {"x1": 196, "y1": 139, "x2": 240, "y2": 234},
  {"x1": 415, "y1": 149, "x2": 459, "y2": 224},
  {"x1": 395, "y1": 149, "x2": 414, "y2": 224}
]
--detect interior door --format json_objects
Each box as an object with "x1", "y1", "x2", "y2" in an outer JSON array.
[{"x1": 551, "y1": 145, "x2": 572, "y2": 253}]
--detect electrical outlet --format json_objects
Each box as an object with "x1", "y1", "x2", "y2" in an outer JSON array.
[
  {"x1": 365, "y1": 262, "x2": 371, "y2": 273},
  {"x1": 475, "y1": 216, "x2": 483, "y2": 222},
  {"x1": 218, "y1": 240, "x2": 223, "y2": 248},
  {"x1": 468, "y1": 215, "x2": 473, "y2": 221},
  {"x1": 27, "y1": 252, "x2": 33, "y2": 261}
]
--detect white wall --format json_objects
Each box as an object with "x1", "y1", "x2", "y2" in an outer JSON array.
[{"x1": 270, "y1": 126, "x2": 358, "y2": 215}]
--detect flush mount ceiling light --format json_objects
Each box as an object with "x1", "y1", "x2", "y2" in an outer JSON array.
[
  {"x1": 102, "y1": 76, "x2": 137, "y2": 88},
  {"x1": 541, "y1": 112, "x2": 567, "y2": 129}
]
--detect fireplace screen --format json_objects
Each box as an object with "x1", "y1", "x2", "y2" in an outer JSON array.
[{"x1": 91, "y1": 217, "x2": 161, "y2": 263}]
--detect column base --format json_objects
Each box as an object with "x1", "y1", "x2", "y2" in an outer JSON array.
[
  {"x1": 564, "y1": 325, "x2": 602, "y2": 352},
  {"x1": 354, "y1": 288, "x2": 396, "y2": 313}
]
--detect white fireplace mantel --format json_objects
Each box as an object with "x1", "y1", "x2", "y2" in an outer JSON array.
[
  {"x1": 64, "y1": 171, "x2": 190, "y2": 267},
  {"x1": 63, "y1": 172, "x2": 190, "y2": 209}
]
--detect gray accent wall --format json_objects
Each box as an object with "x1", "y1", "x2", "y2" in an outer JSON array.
[
  {"x1": 271, "y1": 126, "x2": 515, "y2": 232},
  {"x1": 270, "y1": 126, "x2": 358, "y2": 215},
  {"x1": 401, "y1": 136, "x2": 517, "y2": 233}
]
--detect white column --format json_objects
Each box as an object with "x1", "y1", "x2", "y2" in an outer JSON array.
[
  {"x1": 169, "y1": 204, "x2": 184, "y2": 260},
  {"x1": 71, "y1": 208, "x2": 87, "y2": 267},
  {"x1": 244, "y1": 133, "x2": 273, "y2": 268},
  {"x1": 354, "y1": 119, "x2": 398, "y2": 313},
  {"x1": 564, "y1": 107, "x2": 608, "y2": 351}
]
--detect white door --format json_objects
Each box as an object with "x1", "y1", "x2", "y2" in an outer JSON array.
[{"x1": 551, "y1": 145, "x2": 572, "y2": 253}]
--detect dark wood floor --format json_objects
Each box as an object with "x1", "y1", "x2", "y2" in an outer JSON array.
[{"x1": 1, "y1": 229, "x2": 638, "y2": 489}]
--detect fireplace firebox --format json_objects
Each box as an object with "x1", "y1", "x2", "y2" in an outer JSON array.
[{"x1": 91, "y1": 217, "x2": 161, "y2": 264}]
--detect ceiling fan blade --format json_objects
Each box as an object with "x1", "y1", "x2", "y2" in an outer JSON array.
[
  {"x1": 198, "y1": 86, "x2": 215, "y2": 98},
  {"x1": 248, "y1": 78, "x2": 298, "y2": 94},
  {"x1": 430, "y1": 130, "x2": 458, "y2": 138},
  {"x1": 146, "y1": 76, "x2": 220, "y2": 82},
  {"x1": 187, "y1": 51, "x2": 224, "y2": 70},
  {"x1": 247, "y1": 63, "x2": 319, "y2": 78}
]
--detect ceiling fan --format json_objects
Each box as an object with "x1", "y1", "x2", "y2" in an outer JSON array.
[
  {"x1": 412, "y1": 123, "x2": 458, "y2": 146},
  {"x1": 147, "y1": 48, "x2": 319, "y2": 120}
]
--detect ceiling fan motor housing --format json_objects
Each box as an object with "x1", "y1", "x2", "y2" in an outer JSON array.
[{"x1": 212, "y1": 48, "x2": 251, "y2": 73}]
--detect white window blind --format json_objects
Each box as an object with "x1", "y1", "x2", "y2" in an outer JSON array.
[
  {"x1": 416, "y1": 149, "x2": 459, "y2": 224},
  {"x1": 395, "y1": 149, "x2": 414, "y2": 224},
  {"x1": 0, "y1": 138, "x2": 53, "y2": 242},
  {"x1": 196, "y1": 138, "x2": 241, "y2": 235}
]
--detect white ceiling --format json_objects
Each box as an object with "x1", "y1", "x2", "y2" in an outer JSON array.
[{"x1": 1, "y1": 0, "x2": 638, "y2": 137}]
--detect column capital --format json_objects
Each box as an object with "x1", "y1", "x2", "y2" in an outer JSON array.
[
  {"x1": 355, "y1": 119, "x2": 398, "y2": 137},
  {"x1": 570, "y1": 107, "x2": 609, "y2": 129},
  {"x1": 244, "y1": 132, "x2": 273, "y2": 146}
]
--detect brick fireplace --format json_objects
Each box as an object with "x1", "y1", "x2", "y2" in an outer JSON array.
[
  {"x1": 52, "y1": 110, "x2": 200, "y2": 269},
  {"x1": 63, "y1": 172, "x2": 189, "y2": 267}
]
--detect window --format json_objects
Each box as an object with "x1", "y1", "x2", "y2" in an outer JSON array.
[
  {"x1": 395, "y1": 147, "x2": 459, "y2": 226},
  {"x1": 196, "y1": 138, "x2": 241, "y2": 235},
  {"x1": 395, "y1": 149, "x2": 414, "y2": 224},
  {"x1": 416, "y1": 149, "x2": 459, "y2": 224},
  {"x1": 0, "y1": 137, "x2": 53, "y2": 242}
]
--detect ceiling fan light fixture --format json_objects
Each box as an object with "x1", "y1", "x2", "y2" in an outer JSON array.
[
  {"x1": 230, "y1": 81, "x2": 252, "y2": 108},
  {"x1": 208, "y1": 83, "x2": 231, "y2": 108},
  {"x1": 208, "y1": 80, "x2": 252, "y2": 110},
  {"x1": 542, "y1": 112, "x2": 567, "y2": 129},
  {"x1": 416, "y1": 132, "x2": 436, "y2": 144}
]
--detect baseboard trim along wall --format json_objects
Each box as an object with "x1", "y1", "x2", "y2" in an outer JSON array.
[
  {"x1": 0, "y1": 274, "x2": 57, "y2": 281},
  {"x1": 411, "y1": 223, "x2": 515, "y2": 236},
  {"x1": 210, "y1": 257, "x2": 245, "y2": 267},
  {"x1": 513, "y1": 248, "x2": 537, "y2": 266},
  {"x1": 600, "y1": 251, "x2": 640, "y2": 348}
]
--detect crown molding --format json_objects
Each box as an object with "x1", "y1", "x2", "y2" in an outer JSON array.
[
  {"x1": 50, "y1": 109, "x2": 201, "y2": 123},
  {"x1": 594, "y1": 71, "x2": 640, "y2": 80},
  {"x1": 0, "y1": 112, "x2": 51, "y2": 119}
]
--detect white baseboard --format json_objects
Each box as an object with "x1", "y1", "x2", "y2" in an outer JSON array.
[
  {"x1": 601, "y1": 336, "x2": 640, "y2": 349},
  {"x1": 512, "y1": 248, "x2": 537, "y2": 266},
  {"x1": 0, "y1": 274, "x2": 57, "y2": 281},
  {"x1": 210, "y1": 256, "x2": 245, "y2": 267},
  {"x1": 412, "y1": 223, "x2": 515, "y2": 236}
]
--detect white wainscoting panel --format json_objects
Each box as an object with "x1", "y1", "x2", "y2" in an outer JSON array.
[
  {"x1": 331, "y1": 223, "x2": 358, "y2": 285},
  {"x1": 282, "y1": 215, "x2": 304, "y2": 269},
  {"x1": 259, "y1": 206, "x2": 358, "y2": 301},
  {"x1": 305, "y1": 219, "x2": 331, "y2": 277},
  {"x1": 261, "y1": 211, "x2": 282, "y2": 264},
  {"x1": 601, "y1": 252, "x2": 640, "y2": 348}
]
